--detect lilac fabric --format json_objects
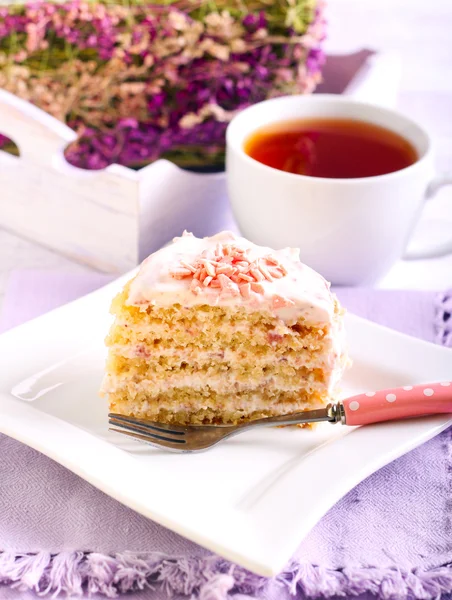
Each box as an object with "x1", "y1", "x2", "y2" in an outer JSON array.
[{"x1": 0, "y1": 271, "x2": 451, "y2": 599}]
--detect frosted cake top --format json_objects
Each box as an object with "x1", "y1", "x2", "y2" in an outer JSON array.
[{"x1": 127, "y1": 231, "x2": 337, "y2": 325}]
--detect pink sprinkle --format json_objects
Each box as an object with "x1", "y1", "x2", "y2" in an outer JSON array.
[
  {"x1": 218, "y1": 274, "x2": 240, "y2": 295},
  {"x1": 250, "y1": 282, "x2": 264, "y2": 294},
  {"x1": 238, "y1": 273, "x2": 253, "y2": 282},
  {"x1": 258, "y1": 261, "x2": 274, "y2": 282},
  {"x1": 240, "y1": 283, "x2": 251, "y2": 299},
  {"x1": 180, "y1": 260, "x2": 197, "y2": 273},
  {"x1": 222, "y1": 287, "x2": 240, "y2": 298},
  {"x1": 234, "y1": 265, "x2": 246, "y2": 274},
  {"x1": 203, "y1": 260, "x2": 216, "y2": 277},
  {"x1": 218, "y1": 273, "x2": 232, "y2": 289},
  {"x1": 173, "y1": 241, "x2": 288, "y2": 295},
  {"x1": 217, "y1": 265, "x2": 234, "y2": 275},
  {"x1": 170, "y1": 268, "x2": 192, "y2": 279},
  {"x1": 266, "y1": 256, "x2": 279, "y2": 266},
  {"x1": 250, "y1": 268, "x2": 264, "y2": 282},
  {"x1": 269, "y1": 268, "x2": 284, "y2": 279},
  {"x1": 190, "y1": 282, "x2": 202, "y2": 295},
  {"x1": 272, "y1": 295, "x2": 295, "y2": 309}
]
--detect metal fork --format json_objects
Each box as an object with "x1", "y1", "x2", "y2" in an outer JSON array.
[
  {"x1": 108, "y1": 405, "x2": 339, "y2": 452},
  {"x1": 108, "y1": 380, "x2": 452, "y2": 452}
]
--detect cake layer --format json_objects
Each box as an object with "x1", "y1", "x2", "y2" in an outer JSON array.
[
  {"x1": 108, "y1": 320, "x2": 326, "y2": 351},
  {"x1": 103, "y1": 358, "x2": 325, "y2": 396},
  {"x1": 108, "y1": 343, "x2": 332, "y2": 371},
  {"x1": 108, "y1": 387, "x2": 326, "y2": 425},
  {"x1": 111, "y1": 287, "x2": 335, "y2": 346}
]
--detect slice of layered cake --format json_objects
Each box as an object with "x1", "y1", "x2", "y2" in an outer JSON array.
[{"x1": 101, "y1": 231, "x2": 347, "y2": 424}]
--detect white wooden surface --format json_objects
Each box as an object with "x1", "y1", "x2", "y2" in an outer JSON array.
[{"x1": 0, "y1": 0, "x2": 452, "y2": 310}]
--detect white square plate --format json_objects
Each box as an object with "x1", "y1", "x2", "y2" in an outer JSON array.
[{"x1": 0, "y1": 274, "x2": 450, "y2": 576}]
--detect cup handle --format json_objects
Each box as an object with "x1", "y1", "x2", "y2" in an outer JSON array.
[{"x1": 403, "y1": 175, "x2": 452, "y2": 260}]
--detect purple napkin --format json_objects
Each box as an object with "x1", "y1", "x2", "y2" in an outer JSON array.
[{"x1": 0, "y1": 271, "x2": 451, "y2": 600}]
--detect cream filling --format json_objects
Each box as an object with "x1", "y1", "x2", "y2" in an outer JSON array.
[
  {"x1": 113, "y1": 319, "x2": 326, "y2": 348},
  {"x1": 103, "y1": 370, "x2": 333, "y2": 397},
  {"x1": 109, "y1": 343, "x2": 339, "y2": 371},
  {"x1": 113, "y1": 396, "x2": 320, "y2": 416}
]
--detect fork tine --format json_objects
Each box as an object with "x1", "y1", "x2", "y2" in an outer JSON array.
[
  {"x1": 108, "y1": 417, "x2": 186, "y2": 443},
  {"x1": 109, "y1": 427, "x2": 188, "y2": 451},
  {"x1": 108, "y1": 413, "x2": 186, "y2": 436},
  {"x1": 108, "y1": 413, "x2": 242, "y2": 452}
]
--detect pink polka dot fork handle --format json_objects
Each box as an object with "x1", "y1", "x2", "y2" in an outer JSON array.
[{"x1": 339, "y1": 381, "x2": 452, "y2": 426}]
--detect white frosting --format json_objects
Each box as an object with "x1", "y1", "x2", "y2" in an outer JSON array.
[{"x1": 127, "y1": 231, "x2": 336, "y2": 326}]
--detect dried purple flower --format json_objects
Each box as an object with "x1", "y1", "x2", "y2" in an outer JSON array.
[{"x1": 0, "y1": 0, "x2": 326, "y2": 170}]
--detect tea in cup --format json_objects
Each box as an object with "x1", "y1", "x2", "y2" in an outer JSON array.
[{"x1": 226, "y1": 95, "x2": 452, "y2": 285}]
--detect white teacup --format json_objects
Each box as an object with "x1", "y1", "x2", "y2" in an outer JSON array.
[{"x1": 226, "y1": 94, "x2": 452, "y2": 285}]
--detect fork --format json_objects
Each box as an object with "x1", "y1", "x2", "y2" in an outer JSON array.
[{"x1": 108, "y1": 381, "x2": 452, "y2": 452}]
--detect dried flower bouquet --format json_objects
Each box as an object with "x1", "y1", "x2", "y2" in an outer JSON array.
[{"x1": 0, "y1": 0, "x2": 325, "y2": 170}]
